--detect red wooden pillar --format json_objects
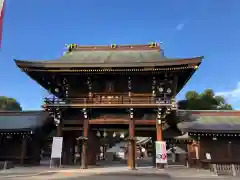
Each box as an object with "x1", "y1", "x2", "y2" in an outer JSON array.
[
  {"x1": 81, "y1": 115, "x2": 89, "y2": 169},
  {"x1": 128, "y1": 109, "x2": 136, "y2": 170},
  {"x1": 156, "y1": 121, "x2": 163, "y2": 141},
  {"x1": 155, "y1": 118, "x2": 164, "y2": 169},
  {"x1": 57, "y1": 125, "x2": 62, "y2": 137}
]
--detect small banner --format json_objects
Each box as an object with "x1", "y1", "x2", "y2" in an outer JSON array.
[{"x1": 155, "y1": 141, "x2": 167, "y2": 164}]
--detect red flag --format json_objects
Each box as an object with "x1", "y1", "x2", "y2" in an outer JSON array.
[{"x1": 0, "y1": 0, "x2": 5, "y2": 49}]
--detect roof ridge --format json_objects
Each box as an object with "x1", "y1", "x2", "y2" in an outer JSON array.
[
  {"x1": 0, "y1": 111, "x2": 47, "y2": 115},
  {"x1": 70, "y1": 44, "x2": 160, "y2": 52},
  {"x1": 179, "y1": 110, "x2": 240, "y2": 112}
]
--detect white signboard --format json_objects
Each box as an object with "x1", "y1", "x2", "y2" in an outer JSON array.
[
  {"x1": 155, "y1": 141, "x2": 167, "y2": 164},
  {"x1": 51, "y1": 137, "x2": 63, "y2": 158},
  {"x1": 206, "y1": 153, "x2": 211, "y2": 160}
]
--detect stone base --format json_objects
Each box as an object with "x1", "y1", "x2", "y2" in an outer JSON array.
[
  {"x1": 156, "y1": 163, "x2": 165, "y2": 169},
  {"x1": 128, "y1": 167, "x2": 138, "y2": 170}
]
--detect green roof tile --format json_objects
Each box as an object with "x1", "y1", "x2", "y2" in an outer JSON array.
[
  {"x1": 177, "y1": 115, "x2": 240, "y2": 133},
  {"x1": 0, "y1": 111, "x2": 49, "y2": 132},
  {"x1": 50, "y1": 50, "x2": 166, "y2": 64},
  {"x1": 196, "y1": 116, "x2": 240, "y2": 125}
]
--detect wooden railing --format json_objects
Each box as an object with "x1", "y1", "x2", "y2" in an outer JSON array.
[{"x1": 44, "y1": 96, "x2": 174, "y2": 107}]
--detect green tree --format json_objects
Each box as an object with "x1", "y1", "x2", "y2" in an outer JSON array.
[
  {"x1": 178, "y1": 89, "x2": 233, "y2": 110},
  {"x1": 0, "y1": 96, "x2": 22, "y2": 111}
]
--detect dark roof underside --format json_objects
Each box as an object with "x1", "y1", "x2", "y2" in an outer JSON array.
[
  {"x1": 0, "y1": 111, "x2": 50, "y2": 132},
  {"x1": 177, "y1": 115, "x2": 240, "y2": 133}
]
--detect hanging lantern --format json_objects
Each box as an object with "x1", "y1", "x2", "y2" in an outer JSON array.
[
  {"x1": 120, "y1": 133, "x2": 125, "y2": 139},
  {"x1": 129, "y1": 108, "x2": 134, "y2": 119},
  {"x1": 87, "y1": 77, "x2": 92, "y2": 97},
  {"x1": 54, "y1": 118, "x2": 60, "y2": 126},
  {"x1": 103, "y1": 131, "x2": 108, "y2": 137},
  {"x1": 152, "y1": 77, "x2": 156, "y2": 96},
  {"x1": 55, "y1": 88, "x2": 59, "y2": 93},
  {"x1": 167, "y1": 88, "x2": 172, "y2": 94},
  {"x1": 158, "y1": 87, "x2": 164, "y2": 93},
  {"x1": 128, "y1": 77, "x2": 132, "y2": 96},
  {"x1": 6, "y1": 135, "x2": 12, "y2": 139},
  {"x1": 96, "y1": 131, "x2": 101, "y2": 137},
  {"x1": 212, "y1": 137, "x2": 217, "y2": 141},
  {"x1": 83, "y1": 112, "x2": 87, "y2": 119}
]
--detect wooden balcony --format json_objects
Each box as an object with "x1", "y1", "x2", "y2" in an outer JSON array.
[{"x1": 43, "y1": 96, "x2": 176, "y2": 108}]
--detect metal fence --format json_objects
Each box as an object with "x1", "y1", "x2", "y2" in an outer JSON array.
[
  {"x1": 0, "y1": 161, "x2": 14, "y2": 170},
  {"x1": 211, "y1": 164, "x2": 240, "y2": 176}
]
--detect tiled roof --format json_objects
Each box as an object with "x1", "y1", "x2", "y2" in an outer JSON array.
[
  {"x1": 0, "y1": 111, "x2": 50, "y2": 132},
  {"x1": 177, "y1": 115, "x2": 240, "y2": 133},
  {"x1": 14, "y1": 46, "x2": 203, "y2": 68},
  {"x1": 53, "y1": 49, "x2": 166, "y2": 64}
]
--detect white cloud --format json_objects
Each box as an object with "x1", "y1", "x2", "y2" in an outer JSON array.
[
  {"x1": 175, "y1": 23, "x2": 185, "y2": 31},
  {"x1": 215, "y1": 82, "x2": 240, "y2": 107}
]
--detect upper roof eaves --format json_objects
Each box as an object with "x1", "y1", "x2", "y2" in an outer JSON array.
[{"x1": 14, "y1": 44, "x2": 203, "y2": 68}]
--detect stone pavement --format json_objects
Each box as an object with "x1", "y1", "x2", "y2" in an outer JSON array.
[{"x1": 0, "y1": 166, "x2": 230, "y2": 179}]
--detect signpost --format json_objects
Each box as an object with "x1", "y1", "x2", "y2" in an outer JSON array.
[
  {"x1": 155, "y1": 141, "x2": 167, "y2": 168},
  {"x1": 50, "y1": 137, "x2": 63, "y2": 168}
]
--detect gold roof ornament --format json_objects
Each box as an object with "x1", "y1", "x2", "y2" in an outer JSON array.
[
  {"x1": 111, "y1": 44, "x2": 117, "y2": 48},
  {"x1": 149, "y1": 42, "x2": 157, "y2": 48},
  {"x1": 67, "y1": 44, "x2": 78, "y2": 52}
]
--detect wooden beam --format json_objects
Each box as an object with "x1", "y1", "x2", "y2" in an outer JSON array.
[
  {"x1": 89, "y1": 119, "x2": 128, "y2": 124},
  {"x1": 63, "y1": 119, "x2": 156, "y2": 125},
  {"x1": 88, "y1": 119, "x2": 156, "y2": 125},
  {"x1": 45, "y1": 103, "x2": 174, "y2": 108},
  {"x1": 62, "y1": 127, "x2": 83, "y2": 131},
  {"x1": 63, "y1": 120, "x2": 83, "y2": 125}
]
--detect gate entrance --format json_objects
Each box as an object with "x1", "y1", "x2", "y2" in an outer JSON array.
[{"x1": 166, "y1": 141, "x2": 187, "y2": 165}]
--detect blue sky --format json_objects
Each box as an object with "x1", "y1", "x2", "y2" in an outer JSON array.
[{"x1": 1, "y1": 0, "x2": 240, "y2": 110}]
